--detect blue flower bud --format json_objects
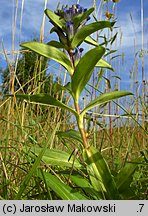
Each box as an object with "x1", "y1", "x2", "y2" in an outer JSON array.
[
  {"x1": 79, "y1": 48, "x2": 84, "y2": 53},
  {"x1": 76, "y1": 4, "x2": 81, "y2": 10},
  {"x1": 74, "y1": 47, "x2": 84, "y2": 65},
  {"x1": 64, "y1": 8, "x2": 71, "y2": 20},
  {"x1": 53, "y1": 4, "x2": 90, "y2": 44},
  {"x1": 87, "y1": 16, "x2": 91, "y2": 21},
  {"x1": 71, "y1": 5, "x2": 77, "y2": 15},
  {"x1": 63, "y1": 8, "x2": 68, "y2": 13},
  {"x1": 78, "y1": 6, "x2": 85, "y2": 14},
  {"x1": 66, "y1": 20, "x2": 74, "y2": 40}
]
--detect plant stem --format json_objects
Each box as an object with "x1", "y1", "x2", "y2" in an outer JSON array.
[
  {"x1": 69, "y1": 49, "x2": 75, "y2": 74},
  {"x1": 69, "y1": 48, "x2": 89, "y2": 149},
  {"x1": 74, "y1": 102, "x2": 89, "y2": 149}
]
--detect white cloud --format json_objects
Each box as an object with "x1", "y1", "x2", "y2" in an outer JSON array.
[{"x1": 115, "y1": 10, "x2": 148, "y2": 49}]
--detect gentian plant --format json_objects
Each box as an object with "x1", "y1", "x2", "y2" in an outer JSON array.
[{"x1": 14, "y1": 4, "x2": 142, "y2": 200}]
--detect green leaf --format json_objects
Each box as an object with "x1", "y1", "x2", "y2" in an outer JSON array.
[
  {"x1": 70, "y1": 174, "x2": 101, "y2": 199},
  {"x1": 116, "y1": 157, "x2": 144, "y2": 197},
  {"x1": 71, "y1": 21, "x2": 115, "y2": 49},
  {"x1": 96, "y1": 58, "x2": 114, "y2": 71},
  {"x1": 25, "y1": 147, "x2": 82, "y2": 168},
  {"x1": 20, "y1": 42, "x2": 73, "y2": 75},
  {"x1": 81, "y1": 91, "x2": 133, "y2": 116},
  {"x1": 111, "y1": 32, "x2": 118, "y2": 45},
  {"x1": 53, "y1": 82, "x2": 72, "y2": 94},
  {"x1": 73, "y1": 8, "x2": 94, "y2": 29},
  {"x1": 44, "y1": 9, "x2": 65, "y2": 30},
  {"x1": 85, "y1": 160, "x2": 105, "y2": 196},
  {"x1": 84, "y1": 146, "x2": 121, "y2": 199},
  {"x1": 14, "y1": 94, "x2": 78, "y2": 117},
  {"x1": 84, "y1": 36, "x2": 98, "y2": 46},
  {"x1": 47, "y1": 40, "x2": 65, "y2": 49},
  {"x1": 103, "y1": 76, "x2": 111, "y2": 89},
  {"x1": 71, "y1": 46, "x2": 105, "y2": 102},
  {"x1": 115, "y1": 157, "x2": 144, "y2": 200},
  {"x1": 104, "y1": 49, "x2": 117, "y2": 57},
  {"x1": 112, "y1": 75, "x2": 121, "y2": 80},
  {"x1": 96, "y1": 69, "x2": 104, "y2": 86},
  {"x1": 16, "y1": 125, "x2": 58, "y2": 199},
  {"x1": 56, "y1": 129, "x2": 83, "y2": 144},
  {"x1": 50, "y1": 27, "x2": 68, "y2": 47},
  {"x1": 36, "y1": 170, "x2": 87, "y2": 200}
]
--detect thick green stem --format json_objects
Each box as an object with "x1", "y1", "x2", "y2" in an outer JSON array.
[
  {"x1": 74, "y1": 102, "x2": 89, "y2": 149},
  {"x1": 68, "y1": 48, "x2": 89, "y2": 149}
]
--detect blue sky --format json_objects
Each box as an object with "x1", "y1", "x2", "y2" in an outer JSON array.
[{"x1": 0, "y1": 0, "x2": 148, "y2": 93}]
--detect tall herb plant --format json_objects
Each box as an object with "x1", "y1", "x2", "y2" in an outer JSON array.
[{"x1": 12, "y1": 4, "x2": 143, "y2": 200}]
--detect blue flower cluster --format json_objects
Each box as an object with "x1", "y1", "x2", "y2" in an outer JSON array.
[
  {"x1": 53, "y1": 4, "x2": 91, "y2": 66},
  {"x1": 56, "y1": 4, "x2": 88, "y2": 20},
  {"x1": 63, "y1": 4, "x2": 87, "y2": 20},
  {"x1": 55, "y1": 4, "x2": 90, "y2": 41}
]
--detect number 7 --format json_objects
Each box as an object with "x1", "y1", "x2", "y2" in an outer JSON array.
[{"x1": 139, "y1": 204, "x2": 144, "y2": 212}]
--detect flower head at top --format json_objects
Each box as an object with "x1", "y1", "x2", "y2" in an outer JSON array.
[
  {"x1": 53, "y1": 4, "x2": 90, "y2": 47},
  {"x1": 56, "y1": 4, "x2": 88, "y2": 21},
  {"x1": 54, "y1": 4, "x2": 90, "y2": 42}
]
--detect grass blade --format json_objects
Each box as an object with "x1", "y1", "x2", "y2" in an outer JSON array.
[{"x1": 16, "y1": 124, "x2": 59, "y2": 199}]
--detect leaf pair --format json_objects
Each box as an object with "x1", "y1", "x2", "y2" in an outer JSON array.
[
  {"x1": 20, "y1": 8, "x2": 115, "y2": 77},
  {"x1": 20, "y1": 41, "x2": 112, "y2": 101},
  {"x1": 45, "y1": 8, "x2": 114, "y2": 49},
  {"x1": 12, "y1": 90, "x2": 132, "y2": 122}
]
